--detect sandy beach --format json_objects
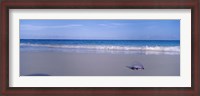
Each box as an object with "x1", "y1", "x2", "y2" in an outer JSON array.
[
  {"x1": 20, "y1": 51, "x2": 180, "y2": 76},
  {"x1": 20, "y1": 20, "x2": 180, "y2": 76}
]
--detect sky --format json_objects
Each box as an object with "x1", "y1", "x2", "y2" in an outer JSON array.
[{"x1": 20, "y1": 20, "x2": 180, "y2": 40}]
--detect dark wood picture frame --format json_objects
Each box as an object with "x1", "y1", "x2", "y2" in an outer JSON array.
[{"x1": 0, "y1": 0, "x2": 199, "y2": 96}]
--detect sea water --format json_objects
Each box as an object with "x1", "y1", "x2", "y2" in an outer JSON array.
[{"x1": 20, "y1": 39, "x2": 180, "y2": 55}]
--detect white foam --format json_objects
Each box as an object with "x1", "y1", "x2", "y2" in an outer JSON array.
[{"x1": 20, "y1": 43, "x2": 180, "y2": 52}]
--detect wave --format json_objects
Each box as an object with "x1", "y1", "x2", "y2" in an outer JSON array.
[{"x1": 20, "y1": 43, "x2": 180, "y2": 52}]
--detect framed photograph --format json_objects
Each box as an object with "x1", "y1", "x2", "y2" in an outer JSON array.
[{"x1": 1, "y1": 0, "x2": 199, "y2": 95}]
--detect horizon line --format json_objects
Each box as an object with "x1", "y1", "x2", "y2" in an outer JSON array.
[{"x1": 20, "y1": 39, "x2": 180, "y2": 41}]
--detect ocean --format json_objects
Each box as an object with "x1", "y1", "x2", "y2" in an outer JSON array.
[{"x1": 20, "y1": 39, "x2": 180, "y2": 55}]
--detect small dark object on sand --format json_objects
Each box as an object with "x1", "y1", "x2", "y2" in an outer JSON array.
[
  {"x1": 26, "y1": 73, "x2": 51, "y2": 76},
  {"x1": 127, "y1": 62, "x2": 144, "y2": 70}
]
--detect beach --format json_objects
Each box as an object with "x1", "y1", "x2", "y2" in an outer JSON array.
[
  {"x1": 19, "y1": 20, "x2": 181, "y2": 76},
  {"x1": 20, "y1": 51, "x2": 180, "y2": 76}
]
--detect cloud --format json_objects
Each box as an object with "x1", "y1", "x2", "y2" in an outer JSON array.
[
  {"x1": 146, "y1": 25, "x2": 158, "y2": 29},
  {"x1": 20, "y1": 24, "x2": 83, "y2": 30},
  {"x1": 111, "y1": 23, "x2": 125, "y2": 26},
  {"x1": 98, "y1": 23, "x2": 126, "y2": 27},
  {"x1": 98, "y1": 24, "x2": 107, "y2": 26}
]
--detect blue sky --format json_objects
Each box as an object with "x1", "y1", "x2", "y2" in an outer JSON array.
[{"x1": 20, "y1": 20, "x2": 180, "y2": 40}]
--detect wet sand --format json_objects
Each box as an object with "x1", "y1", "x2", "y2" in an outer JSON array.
[{"x1": 20, "y1": 51, "x2": 180, "y2": 76}]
